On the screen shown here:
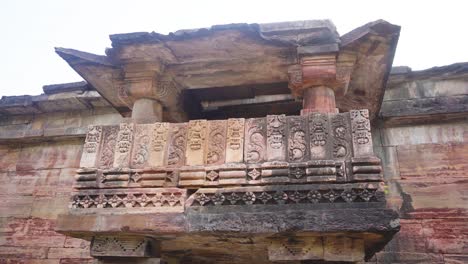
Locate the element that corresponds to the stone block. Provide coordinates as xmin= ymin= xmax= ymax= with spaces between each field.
xmin=397 ymin=143 xmax=468 ymax=178
xmin=147 ymin=123 xmax=169 ymax=167
xmin=266 ymin=115 xmax=287 ymax=161
xmin=0 ymin=146 xmax=19 ymax=172
xmin=0 ymin=195 xmax=33 ymax=217
xmin=64 ymin=236 xmax=90 ymax=249
xmin=268 ymin=237 xmax=323 ymax=261
xmin=16 ymin=139 xmax=82 ymax=171
xmin=90 ymin=236 xmax=159 ymax=258
xmin=0 ymin=246 xmax=48 ymax=259
xmin=30 ymin=195 xmax=70 ymax=219
xmin=323 ymin=236 xmax=364 ymax=262
xmin=185 ymin=120 xmax=207 ymax=166
xmin=47 ymin=247 xmax=90 ymax=259
xmin=381 ymin=122 xmax=466 ymax=146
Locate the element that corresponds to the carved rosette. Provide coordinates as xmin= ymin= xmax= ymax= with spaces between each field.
xmin=330 ymin=113 xmax=352 ymax=160
xmin=309 ymin=114 xmax=331 ymax=159
xmin=113 ymin=123 xmax=135 ymax=168
xmin=225 ymin=118 xmax=245 ymax=163
xmin=267 ymin=115 xmax=287 ymax=161
xmin=148 ymin=123 xmax=169 ymax=167
xmin=186 ymin=120 xmax=207 ymax=165
xmin=205 ymin=120 xmax=227 ymax=165
xmin=244 ymin=118 xmax=266 ymax=163
xmin=131 ymin=124 xmax=152 ymax=168
xmin=350 ymin=109 xmax=373 ymax=157
xmin=166 ymin=123 xmax=187 ymax=166
xmin=98 ymin=126 xmax=119 ymax=169
xmin=80 ymin=125 xmax=103 ymax=168
xmin=287 ymin=116 xmax=309 ymax=162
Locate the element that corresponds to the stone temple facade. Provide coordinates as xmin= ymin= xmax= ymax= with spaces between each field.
xmin=0 ymin=19 xmax=467 ymax=264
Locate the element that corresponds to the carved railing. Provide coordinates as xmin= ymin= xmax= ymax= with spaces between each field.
xmin=71 ymin=109 xmax=382 ymax=211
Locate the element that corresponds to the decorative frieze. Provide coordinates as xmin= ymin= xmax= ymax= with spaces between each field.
xmin=225 ymin=118 xmax=245 ymax=163
xmin=288 ymin=116 xmax=309 ymax=162
xmin=70 ymin=188 xmax=186 ymax=210
xmin=166 ymin=123 xmax=187 ymax=166
xmin=186 ymin=120 xmax=207 ymax=166
xmin=80 ymin=125 xmax=102 ymax=168
xmin=113 ymin=123 xmax=135 ymax=168
xmin=186 ymin=183 xmax=384 ymax=207
xmin=205 ymin=120 xmax=227 ymax=165
xmin=148 ymin=122 xmax=169 ymax=167
xmin=350 ymin=109 xmax=373 ymax=157
xmin=266 ymin=115 xmax=287 ymax=161
xmin=244 ymin=118 xmax=267 ymax=163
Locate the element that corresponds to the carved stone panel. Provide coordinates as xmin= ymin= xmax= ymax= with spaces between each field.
xmin=205 ymin=120 xmax=227 ymax=165
xmin=350 ymin=109 xmax=373 ymax=157
xmin=98 ymin=126 xmax=119 ymax=169
xmin=268 ymin=237 xmax=323 ymax=261
xmin=309 ymin=113 xmax=332 ymax=159
xmin=244 ymin=118 xmax=267 ymax=163
xmin=131 ymin=124 xmax=152 ymax=169
xmin=148 ymin=123 xmax=169 ymax=167
xmin=165 ymin=123 xmax=187 ymax=167
xmin=266 ymin=115 xmax=287 ymax=161
xmin=80 ymin=125 xmax=102 ymax=168
xmin=225 ymin=118 xmax=245 ymax=163
xmin=330 ymin=113 xmax=352 ymax=160
xmin=288 ymin=116 xmax=309 ymax=163
xmin=186 ymin=120 xmax=207 ymax=166
xmin=113 ymin=123 xmax=135 ymax=168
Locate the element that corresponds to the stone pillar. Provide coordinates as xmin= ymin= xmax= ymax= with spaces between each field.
xmin=288 ymin=53 xmax=340 ymax=116
xmin=301 ymin=86 xmax=337 ymax=115
xmin=132 ymin=98 xmax=163 ymax=123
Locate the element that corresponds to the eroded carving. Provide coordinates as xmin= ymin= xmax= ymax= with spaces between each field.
xmin=98 ymin=126 xmax=119 ymax=169
xmin=331 ymin=113 xmax=352 ymax=160
xmin=186 ymin=120 xmax=207 ymax=165
xmin=350 ymin=109 xmax=373 ymax=157
xmin=309 ymin=114 xmax=330 ymax=159
xmin=131 ymin=125 xmax=151 ymax=168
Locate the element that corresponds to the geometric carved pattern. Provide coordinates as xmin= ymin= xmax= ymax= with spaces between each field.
xmin=91 ymin=236 xmax=158 ymax=257
xmin=187 ymin=184 xmax=384 ymax=207
xmin=70 ymin=188 xmax=186 ymax=209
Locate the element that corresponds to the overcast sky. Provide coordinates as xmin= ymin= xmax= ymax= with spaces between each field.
xmin=1 ymin=0 xmax=467 ymax=97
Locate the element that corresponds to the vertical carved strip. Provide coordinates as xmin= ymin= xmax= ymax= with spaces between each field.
xmin=80 ymin=125 xmax=102 ymax=168
xmin=350 ymin=109 xmax=373 ymax=157
xmin=266 ymin=115 xmax=287 ymax=161
xmin=148 ymin=123 xmax=169 ymax=167
xmin=165 ymin=123 xmax=187 ymax=166
xmin=186 ymin=120 xmax=207 ymax=166
xmin=287 ymin=116 xmax=309 ymax=162
xmin=130 ymin=124 xmax=152 ymax=169
xmin=98 ymin=126 xmax=119 ymax=169
xmin=225 ymin=118 xmax=245 ymax=163
xmin=309 ymin=113 xmax=332 ymax=159
xmin=244 ymin=118 xmax=266 ymax=163
xmin=205 ymin=120 xmax=227 ymax=165
xmin=113 ymin=123 xmax=135 ymax=168
xmin=330 ymin=113 xmax=352 ymax=160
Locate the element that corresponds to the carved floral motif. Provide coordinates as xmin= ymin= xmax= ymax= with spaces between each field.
xmin=99 ymin=126 xmax=119 ymax=168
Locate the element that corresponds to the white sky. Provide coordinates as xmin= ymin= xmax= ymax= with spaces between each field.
xmin=1 ymin=0 xmax=467 ymax=97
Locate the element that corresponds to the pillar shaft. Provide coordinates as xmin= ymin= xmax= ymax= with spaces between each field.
xmin=301 ymin=86 xmax=338 ymax=115
xmin=132 ymin=98 xmax=163 ymax=123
